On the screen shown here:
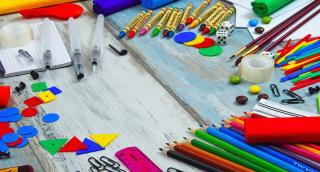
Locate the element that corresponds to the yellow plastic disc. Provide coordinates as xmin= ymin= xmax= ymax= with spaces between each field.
xmin=184 ymin=35 xmax=205 ymax=46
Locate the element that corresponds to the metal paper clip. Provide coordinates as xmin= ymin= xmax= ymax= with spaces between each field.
xmin=100 ymin=156 xmax=121 ymax=169
xmin=270 ymin=84 xmax=280 ymax=97
xmin=281 ymin=99 xmax=305 ymax=104
xmin=88 ymin=157 xmax=105 ymax=171
xmin=282 ymin=89 xmax=302 ymax=100
xmin=167 ymin=167 xmax=184 ymax=172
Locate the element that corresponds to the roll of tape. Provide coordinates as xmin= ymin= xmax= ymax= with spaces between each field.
xmin=0 ymin=22 xmax=32 ymax=47
xmin=239 ymin=54 xmax=274 ymax=82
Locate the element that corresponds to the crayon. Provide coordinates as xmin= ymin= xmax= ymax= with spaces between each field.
xmin=209 ymin=7 xmax=235 ymax=35
xmin=201 ymin=7 xmax=226 ymax=34
xmin=128 ymin=10 xmax=153 ymax=39
xmin=118 ymin=11 xmax=146 ymax=39
xmin=140 ymin=8 xmax=167 ymax=36
xmin=189 ymin=2 xmax=222 ymax=29
xmin=163 ymin=8 xmax=178 ymax=37
xmin=199 ymin=5 xmax=225 ymax=31
xmin=152 ymin=7 xmax=173 ymax=37
xmin=186 ymin=0 xmax=211 ymax=25
xmin=168 ymin=8 xmax=183 ymax=38
xmin=178 ymin=3 xmax=193 ymax=32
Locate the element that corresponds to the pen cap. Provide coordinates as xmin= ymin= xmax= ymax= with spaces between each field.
xmin=68 ymin=17 xmax=81 ymax=53
xmin=92 ymin=14 xmax=104 ymax=53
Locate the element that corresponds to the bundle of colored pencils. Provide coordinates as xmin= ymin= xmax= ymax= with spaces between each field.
xmin=229 ymin=0 xmax=320 ymax=66
xmin=274 ymin=34 xmax=320 ymax=91
xmin=161 ymin=113 xmax=320 ymax=172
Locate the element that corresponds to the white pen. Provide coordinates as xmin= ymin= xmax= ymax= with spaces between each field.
xmin=68 ymin=17 xmax=84 ymax=80
xmin=42 ymin=18 xmax=52 ymax=70
xmin=91 ymin=14 xmax=104 ymax=71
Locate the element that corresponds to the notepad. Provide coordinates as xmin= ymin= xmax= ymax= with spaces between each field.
xmin=0 ymin=19 xmax=71 ymax=77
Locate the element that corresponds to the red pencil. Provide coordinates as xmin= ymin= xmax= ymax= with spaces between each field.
xmin=290 ymin=76 xmax=320 ymax=91
xmin=284 ymin=55 xmax=320 ymax=75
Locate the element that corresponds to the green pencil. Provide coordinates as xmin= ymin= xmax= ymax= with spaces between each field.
xmin=186 ymin=138 xmax=271 ymax=172
xmin=190 ymin=128 xmax=286 ymax=172
xmin=292 ymin=71 xmax=320 ymax=83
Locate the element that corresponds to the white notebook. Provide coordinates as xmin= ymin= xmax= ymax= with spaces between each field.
xmin=0 ymin=19 xmax=71 ymax=77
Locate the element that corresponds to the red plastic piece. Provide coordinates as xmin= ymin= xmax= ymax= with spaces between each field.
xmin=245 ymin=117 xmax=320 ymax=144
xmin=0 ymin=122 xmax=9 ymax=129
xmin=21 ymin=107 xmax=38 ymax=117
xmin=7 ymin=137 xmax=23 ymax=147
xmin=0 ymin=127 xmax=14 ymax=140
xmin=193 ymin=38 xmax=215 ymax=48
xmin=0 ymin=86 xmax=10 ymax=108
xmin=59 ymin=137 xmax=87 ymax=152
xmin=290 ymin=76 xmax=320 ymax=91
xmin=19 ymin=3 xmax=84 ymax=20
xmin=24 ymin=97 xmax=43 ymax=107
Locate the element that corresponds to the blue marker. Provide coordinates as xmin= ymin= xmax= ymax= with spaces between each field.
xmin=280 ymin=62 xmax=320 ymax=82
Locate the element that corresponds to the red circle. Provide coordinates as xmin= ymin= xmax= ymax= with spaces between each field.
xmin=21 ymin=107 xmax=38 ymax=117
xmin=193 ymin=38 xmax=216 ymax=49
xmin=0 ymin=127 xmax=14 ymax=139
xmin=0 ymin=122 xmax=9 ymax=129
xmin=7 ymin=137 xmax=23 ymax=147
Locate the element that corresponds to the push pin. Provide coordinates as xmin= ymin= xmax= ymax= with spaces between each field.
xmin=15 ymin=81 xmax=26 ymax=93
xmin=30 ymin=70 xmax=39 ymax=80
xmin=108 ymin=44 xmax=127 ymax=56
xmin=308 ymin=86 xmax=320 ymax=95
xmin=0 ymin=151 xmax=10 ymax=159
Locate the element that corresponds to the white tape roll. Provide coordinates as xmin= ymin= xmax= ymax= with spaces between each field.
xmin=239 ymin=54 xmax=275 ymax=82
xmin=0 ymin=22 xmax=32 ymax=47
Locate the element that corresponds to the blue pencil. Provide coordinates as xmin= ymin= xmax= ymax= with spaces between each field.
xmin=286 ymin=40 xmax=320 ymax=59
xmin=218 ymin=127 xmax=318 ymax=172
xmin=206 ymin=126 xmax=304 ymax=172
xmin=280 ymin=62 xmax=320 ymax=82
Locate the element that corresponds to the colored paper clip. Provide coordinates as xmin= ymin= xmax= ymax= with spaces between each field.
xmin=167 ymin=167 xmax=184 ymax=172
xmin=281 ymin=99 xmax=305 ymax=104
xmin=282 ymin=89 xmax=302 ymax=100
xmin=270 ymin=84 xmax=280 ymax=97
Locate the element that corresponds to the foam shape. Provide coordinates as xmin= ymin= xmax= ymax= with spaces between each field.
xmin=76 ymin=138 xmax=105 ymax=155
xmin=47 ymin=86 xmax=62 ymax=95
xmin=174 ymin=32 xmax=197 ymax=44
xmin=2 ymin=133 xmax=19 ymax=143
xmin=0 ymin=113 xmax=22 ymax=122
xmin=0 ymin=122 xmax=9 ymax=129
xmin=93 ymin=0 xmax=140 ymax=16
xmin=17 ymin=126 xmax=38 ymax=138
xmin=39 ymin=138 xmax=68 ymax=155
xmin=24 ymin=96 xmax=43 ymax=107
xmin=0 ymin=86 xmax=10 ymax=108
xmin=184 ymin=35 xmax=205 ymax=46
xmin=38 ymin=90 xmax=56 ymax=103
xmin=59 ymin=137 xmax=87 ymax=152
xmin=0 ymin=141 xmax=9 ymax=152
xmin=42 ymin=113 xmax=59 ymax=123
xmin=0 ymin=127 xmax=14 ymax=139
xmin=89 ymin=133 xmax=118 ymax=148
xmin=199 ymin=45 xmax=223 ymax=57
xmin=31 ymin=82 xmax=47 ymax=92
xmin=193 ymin=38 xmax=215 ymax=48
xmin=21 ymin=107 xmax=38 ymax=117
xmin=14 ymin=137 xmax=29 ymax=148
xmin=7 ymin=137 xmax=23 ymax=147
xmin=0 ymin=107 xmax=19 ymax=117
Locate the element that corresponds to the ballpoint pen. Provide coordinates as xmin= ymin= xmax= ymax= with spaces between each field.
xmin=42 ymin=18 xmax=52 ymax=70
xmin=91 ymin=14 xmax=104 ymax=71
xmin=68 ymin=17 xmax=84 ymax=79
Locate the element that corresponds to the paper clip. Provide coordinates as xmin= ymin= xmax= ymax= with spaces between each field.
xmin=282 ymin=89 xmax=302 ymax=100
xmin=281 ymin=99 xmax=305 ymax=104
xmin=100 ymin=156 xmax=121 ymax=170
xmin=89 ymin=157 xmax=105 ymax=172
xmin=270 ymin=84 xmax=280 ymax=97
xmin=167 ymin=167 xmax=184 ymax=172
xmin=89 ymin=156 xmax=126 ymax=172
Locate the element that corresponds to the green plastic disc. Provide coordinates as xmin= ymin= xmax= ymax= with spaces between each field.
xmin=199 ymin=45 xmax=223 ymax=57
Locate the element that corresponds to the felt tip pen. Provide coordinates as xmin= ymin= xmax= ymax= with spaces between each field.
xmin=91 ymin=14 xmax=104 ymax=71
xmin=68 ymin=17 xmax=84 ymax=80
xmin=42 ymin=18 xmax=52 ymax=70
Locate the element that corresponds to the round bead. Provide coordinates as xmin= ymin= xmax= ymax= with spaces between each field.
xmin=262 ymin=16 xmax=272 ymax=24
xmin=249 ymin=85 xmax=261 ymax=94
xmin=236 ymin=96 xmax=248 ymax=105
xmin=255 ymin=27 xmax=264 ymax=34
xmin=249 ymin=19 xmax=258 ymax=27
xmin=258 ymin=93 xmax=269 ymax=100
xmin=229 ymin=75 xmax=241 ymax=84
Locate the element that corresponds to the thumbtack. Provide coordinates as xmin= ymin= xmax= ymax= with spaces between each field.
xmin=108 ymin=44 xmax=127 ymax=56
xmin=308 ymin=86 xmax=320 ymax=95
xmin=15 ymin=81 xmax=26 ymax=93
xmin=30 ymin=70 xmax=39 ymax=80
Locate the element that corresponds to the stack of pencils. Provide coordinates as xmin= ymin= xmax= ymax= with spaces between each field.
xmin=161 ymin=113 xmax=320 ymax=172
xmin=274 ymin=34 xmax=320 ymax=91
xmin=229 ymin=0 xmax=320 ymax=66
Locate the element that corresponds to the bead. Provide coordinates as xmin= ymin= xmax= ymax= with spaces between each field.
xmin=248 ymin=19 xmax=258 ymax=27
xmin=249 ymin=85 xmax=261 ymax=94
xmin=308 ymin=86 xmax=320 ymax=95
xmin=236 ymin=96 xmax=248 ymax=105
xmin=30 ymin=71 xmax=39 ymax=80
xmin=255 ymin=27 xmax=264 ymax=34
xmin=258 ymin=93 xmax=269 ymax=100
xmin=262 ymin=16 xmax=272 ymax=24
xmin=229 ymin=75 xmax=241 ymax=84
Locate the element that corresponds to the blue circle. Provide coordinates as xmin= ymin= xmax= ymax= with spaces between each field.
xmin=0 ymin=141 xmax=9 ymax=152
xmin=174 ymin=32 xmax=197 ymax=43
xmin=14 ymin=137 xmax=29 ymax=148
xmin=42 ymin=113 xmax=59 ymax=123
xmin=17 ymin=126 xmax=38 ymax=137
xmin=249 ymin=19 xmax=259 ymax=27
xmin=0 ymin=107 xmax=19 ymax=117
xmin=2 ymin=133 xmax=19 ymax=143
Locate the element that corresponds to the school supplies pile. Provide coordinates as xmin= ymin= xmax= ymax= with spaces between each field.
xmin=275 ymin=34 xmax=320 ymax=91
xmin=40 ymin=134 xmax=118 ymax=155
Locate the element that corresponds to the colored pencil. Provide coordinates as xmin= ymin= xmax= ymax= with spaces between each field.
xmin=279 ymin=144 xmax=320 ymax=163
xmin=185 ymin=138 xmax=270 ymax=172
xmin=281 ymin=62 xmax=320 ymax=82
xmin=206 ymin=126 xmax=304 ymax=172
xmin=224 ymin=120 xmax=244 ymax=131
xmin=295 ymin=144 xmax=320 ymax=155
xmin=189 ymin=128 xmax=287 ymax=172
xmin=170 ymin=142 xmax=254 ymax=172
xmin=291 ymin=76 xmax=320 ymax=91
xmin=159 ymin=148 xmax=220 ymax=172
xmin=306 ymin=144 xmax=320 ymax=151
xmin=229 ymin=0 xmax=319 ymax=61
xmin=285 ymin=55 xmax=320 ymax=75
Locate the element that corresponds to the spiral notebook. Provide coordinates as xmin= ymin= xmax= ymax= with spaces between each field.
xmin=0 ymin=19 xmax=71 ymax=77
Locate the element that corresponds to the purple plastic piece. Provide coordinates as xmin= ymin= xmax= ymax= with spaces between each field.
xmin=93 ymin=0 xmax=141 ymax=16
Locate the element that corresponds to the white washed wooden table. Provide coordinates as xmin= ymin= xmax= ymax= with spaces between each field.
xmin=0 ymin=1 xmax=318 ymax=171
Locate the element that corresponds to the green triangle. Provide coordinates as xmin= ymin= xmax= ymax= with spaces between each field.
xmin=39 ymin=138 xmax=68 ymax=155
